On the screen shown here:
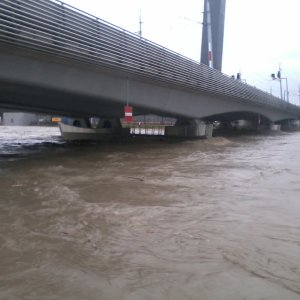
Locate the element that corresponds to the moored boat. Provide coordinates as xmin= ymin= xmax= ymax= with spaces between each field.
xmin=58 ymin=117 xmax=130 ymax=140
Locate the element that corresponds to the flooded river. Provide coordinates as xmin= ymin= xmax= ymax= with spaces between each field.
xmin=0 ymin=126 xmax=300 ymax=300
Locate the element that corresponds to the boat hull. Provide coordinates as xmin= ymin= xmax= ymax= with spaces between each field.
xmin=58 ymin=122 xmax=130 ymax=140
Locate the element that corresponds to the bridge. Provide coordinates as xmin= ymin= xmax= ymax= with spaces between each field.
xmin=0 ymin=0 xmax=300 ymax=132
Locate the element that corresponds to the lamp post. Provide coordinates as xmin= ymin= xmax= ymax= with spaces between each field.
xmin=138 ymin=10 xmax=142 ymax=37
xmin=277 ymin=69 xmax=283 ymax=100
xmin=271 ymin=67 xmax=289 ymax=102
xmin=281 ymin=77 xmax=289 ymax=102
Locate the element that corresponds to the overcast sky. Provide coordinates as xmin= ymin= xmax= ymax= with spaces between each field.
xmin=61 ymin=0 xmax=300 ymax=105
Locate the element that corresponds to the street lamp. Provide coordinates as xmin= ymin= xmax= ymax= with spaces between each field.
xmin=271 ymin=68 xmax=289 ymax=102
xmin=282 ymin=78 xmax=289 ymax=102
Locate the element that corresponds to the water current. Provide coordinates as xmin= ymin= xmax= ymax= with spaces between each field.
xmin=0 ymin=126 xmax=300 ymax=300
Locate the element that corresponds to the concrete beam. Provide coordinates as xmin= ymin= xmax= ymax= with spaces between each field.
xmin=0 ymin=48 xmax=299 ymax=122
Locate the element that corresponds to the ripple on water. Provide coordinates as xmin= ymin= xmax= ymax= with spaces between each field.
xmin=1 ymin=127 xmax=300 ymax=299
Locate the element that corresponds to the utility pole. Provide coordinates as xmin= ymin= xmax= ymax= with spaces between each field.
xmin=138 ymin=10 xmax=143 ymax=37
xmin=271 ymin=64 xmax=289 ymax=102
xmin=284 ymin=76 xmax=289 ymax=102
xmin=277 ymin=64 xmax=283 ymax=100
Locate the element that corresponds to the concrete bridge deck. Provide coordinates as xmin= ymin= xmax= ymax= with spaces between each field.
xmin=0 ymin=0 xmax=299 ymax=123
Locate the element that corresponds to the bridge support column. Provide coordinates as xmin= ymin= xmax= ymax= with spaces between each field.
xmin=280 ymin=120 xmax=300 ymax=131
xmin=269 ymin=123 xmax=281 ymax=132
xmin=165 ymin=119 xmax=213 ymax=138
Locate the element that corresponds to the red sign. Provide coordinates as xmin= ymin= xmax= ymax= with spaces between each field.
xmin=124 ymin=105 xmax=133 ymax=123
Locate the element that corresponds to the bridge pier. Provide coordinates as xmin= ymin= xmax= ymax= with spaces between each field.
xmin=269 ymin=123 xmax=281 ymax=132
xmin=280 ymin=120 xmax=300 ymax=132
xmin=165 ymin=119 xmax=213 ymax=138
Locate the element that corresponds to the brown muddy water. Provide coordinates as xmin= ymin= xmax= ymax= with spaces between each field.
xmin=0 ymin=126 xmax=300 ymax=300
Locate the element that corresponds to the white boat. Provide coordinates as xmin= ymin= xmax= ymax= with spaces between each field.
xmin=58 ymin=118 xmax=130 ymax=140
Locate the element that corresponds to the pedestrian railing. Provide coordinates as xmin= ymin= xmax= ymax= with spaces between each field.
xmin=0 ymin=0 xmax=298 ymax=115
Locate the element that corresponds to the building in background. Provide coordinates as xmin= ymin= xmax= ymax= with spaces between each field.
xmin=201 ymin=0 xmax=226 ymax=71
xmin=2 ymin=112 xmax=54 ymax=126
xmin=3 ymin=112 xmax=39 ymax=126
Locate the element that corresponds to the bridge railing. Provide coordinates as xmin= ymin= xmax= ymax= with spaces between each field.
xmin=0 ymin=0 xmax=297 ymax=114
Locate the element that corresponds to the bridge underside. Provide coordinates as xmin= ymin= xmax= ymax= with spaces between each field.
xmin=1 ymin=0 xmax=300 ymax=129
xmin=0 ymin=46 xmax=299 ymax=123
xmin=0 ymin=79 xmax=128 ymax=118
xmin=203 ymin=111 xmax=269 ymax=123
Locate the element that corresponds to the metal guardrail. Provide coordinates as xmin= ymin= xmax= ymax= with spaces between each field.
xmin=0 ymin=0 xmax=298 ymax=115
